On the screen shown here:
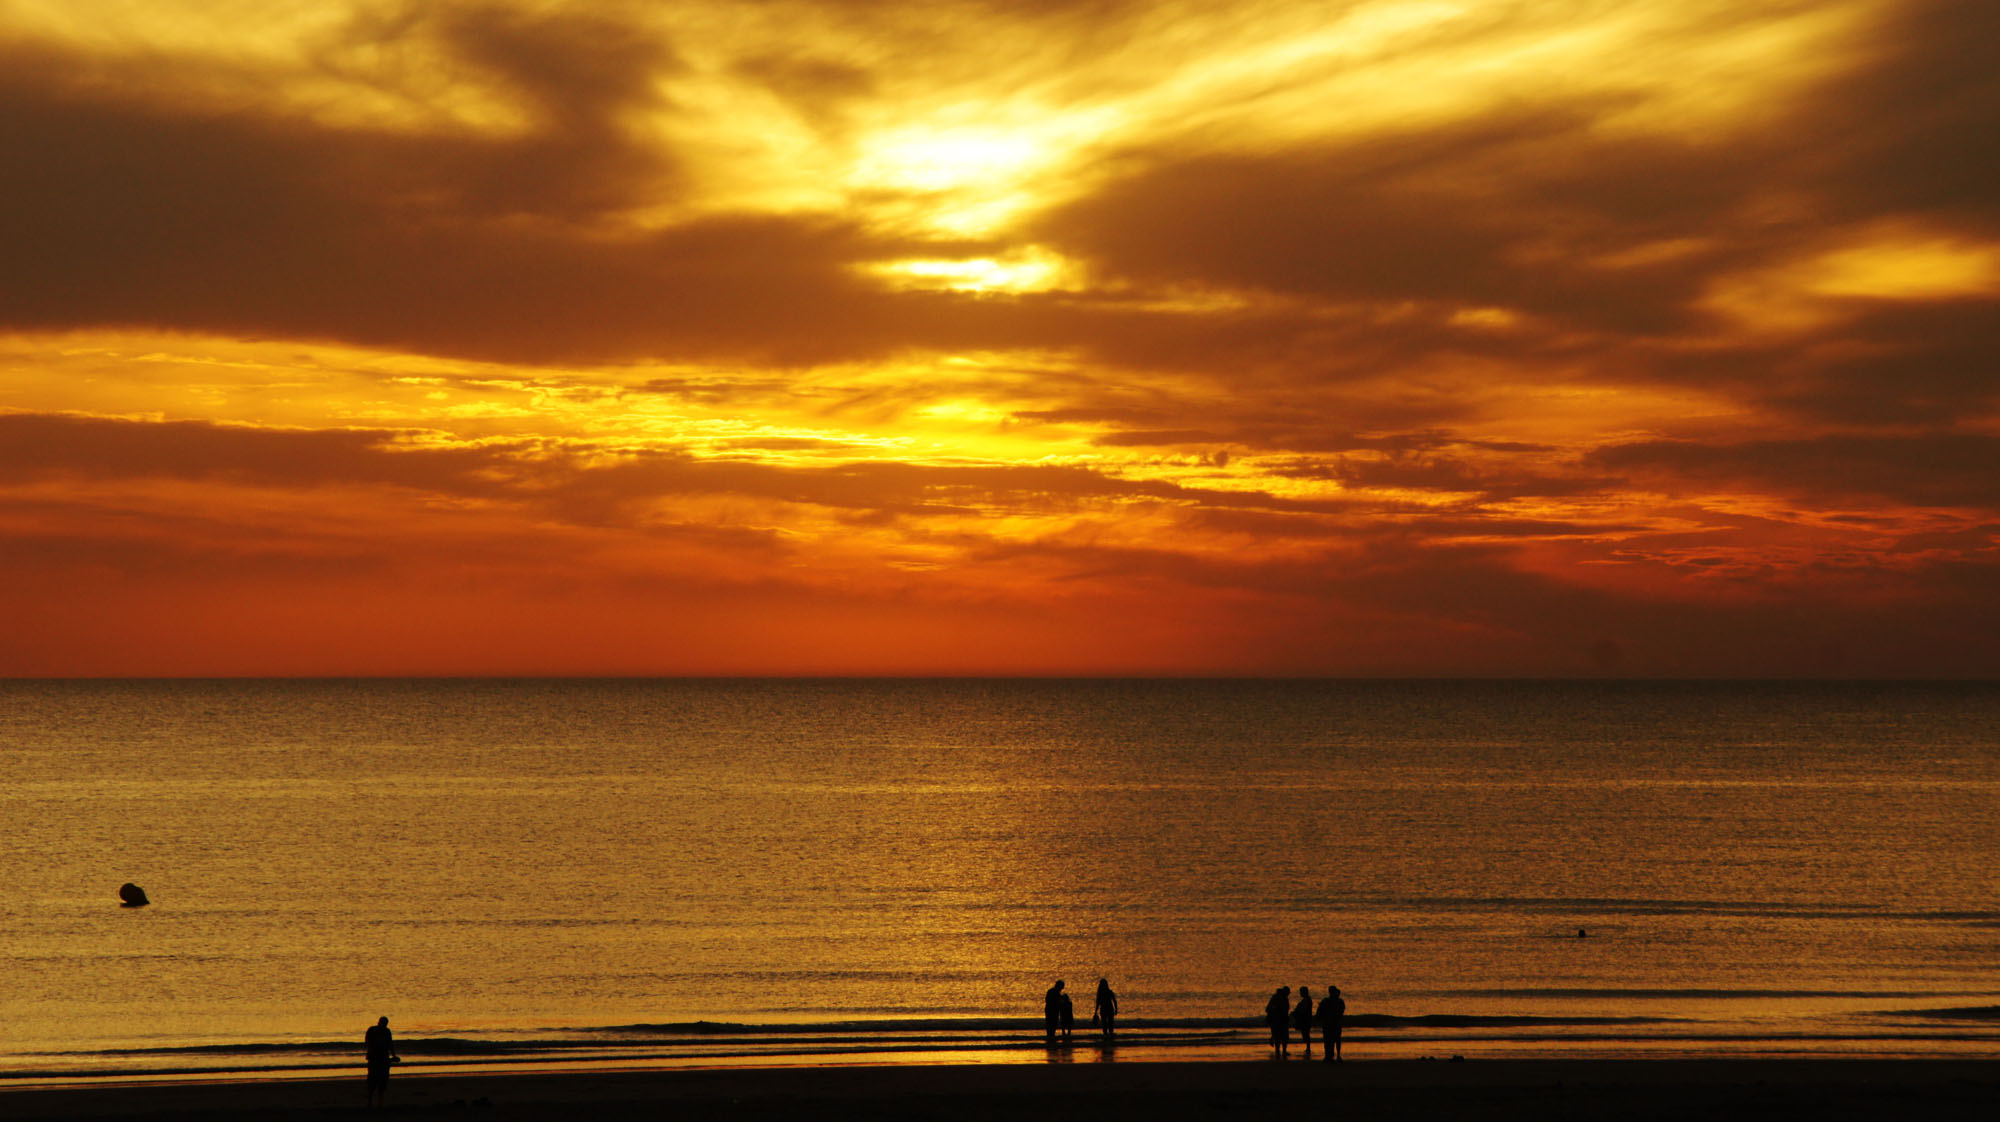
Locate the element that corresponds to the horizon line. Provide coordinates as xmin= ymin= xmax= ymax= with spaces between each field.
xmin=4 ymin=674 xmax=1994 ymax=684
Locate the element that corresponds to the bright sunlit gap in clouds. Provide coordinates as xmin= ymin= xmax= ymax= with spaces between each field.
xmin=866 ymin=247 xmax=1077 ymax=293
xmin=845 ymin=111 xmax=1127 ymax=235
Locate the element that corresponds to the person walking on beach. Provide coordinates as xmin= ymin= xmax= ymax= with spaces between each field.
xmin=1045 ymin=979 xmax=1066 ymax=1043
xmin=1320 ymin=985 xmax=1346 ymax=1062
xmin=1293 ymin=986 xmax=1314 ymax=1054
xmin=364 ymin=1016 xmax=400 ymax=1108
xmin=1093 ymin=978 xmax=1119 ymax=1040
xmin=1265 ymin=986 xmax=1291 ymax=1055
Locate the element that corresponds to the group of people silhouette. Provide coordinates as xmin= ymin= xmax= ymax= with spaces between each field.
xmin=1265 ymin=985 xmax=1344 ymax=1060
xmin=1040 ymin=979 xmax=1345 ymax=1059
xmin=1043 ymin=978 xmax=1120 ymax=1043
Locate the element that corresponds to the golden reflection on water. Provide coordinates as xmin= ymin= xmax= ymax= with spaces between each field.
xmin=3 ymin=680 xmax=1998 ymax=1075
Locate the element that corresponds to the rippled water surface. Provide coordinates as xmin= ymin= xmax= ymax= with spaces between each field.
xmin=3 ymin=679 xmax=1997 ymax=1074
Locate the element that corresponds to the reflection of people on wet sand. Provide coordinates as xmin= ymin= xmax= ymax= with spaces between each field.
xmin=1293 ymin=986 xmax=1314 ymax=1054
xmin=1060 ymin=990 xmax=1075 ymax=1041
xmin=1320 ymin=986 xmax=1346 ymax=1062
xmin=1093 ymin=978 xmax=1119 ymax=1040
xmin=1045 ymin=979 xmax=1066 ymax=1043
xmin=1265 ymin=986 xmax=1291 ymax=1054
xmin=364 ymin=1016 xmax=399 ymax=1108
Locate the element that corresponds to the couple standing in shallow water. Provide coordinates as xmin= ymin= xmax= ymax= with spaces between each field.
xmin=1265 ymin=985 xmax=1344 ymax=1060
xmin=1044 ymin=978 xmax=1119 ymax=1043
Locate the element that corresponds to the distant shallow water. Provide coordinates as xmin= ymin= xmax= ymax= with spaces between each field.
xmin=3 ymin=679 xmax=1997 ymax=1078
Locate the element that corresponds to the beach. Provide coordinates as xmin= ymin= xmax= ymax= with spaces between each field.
xmin=6 ymin=1058 xmax=1998 ymax=1121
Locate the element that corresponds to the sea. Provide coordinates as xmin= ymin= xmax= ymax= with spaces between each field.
xmin=2 ymin=678 xmax=1997 ymax=1082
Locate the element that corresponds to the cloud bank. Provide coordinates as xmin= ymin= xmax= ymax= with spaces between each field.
xmin=2 ymin=0 xmax=1996 ymax=675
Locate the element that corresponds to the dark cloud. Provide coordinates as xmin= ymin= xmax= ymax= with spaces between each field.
xmin=733 ymin=53 xmax=877 ymax=130
xmin=1259 ymin=453 xmax=1613 ymax=502
xmin=0 ymin=412 xmax=511 ymax=492
xmin=0 ymin=58 xmax=897 ymax=363
xmin=1888 ymin=524 xmax=2000 ymax=556
xmin=0 ymin=412 xmax=1362 ymax=526
xmin=1803 ymin=0 xmax=2000 ymax=222
xmin=1090 ymin=429 xmax=1232 ymax=446
xmin=1324 ymin=455 xmax=1486 ymax=494
xmin=1758 ymin=301 xmax=2000 ymax=424
xmin=0 ymin=26 xmax=1013 ymax=365
xmin=1030 ymin=109 xmax=1772 ymax=338
xmin=1181 ymin=507 xmax=1641 ymax=543
xmin=432 ymin=5 xmax=679 ymax=131
xmin=1588 ymin=434 xmax=2000 ymax=508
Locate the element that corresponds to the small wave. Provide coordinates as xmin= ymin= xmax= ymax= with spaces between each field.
xmin=1354 ymin=1014 xmax=1680 ymax=1029
xmin=584 ymin=1013 xmax=1674 ymax=1036
xmin=1362 ymin=896 xmax=2000 ymax=923
xmin=35 ymin=1038 xmax=618 ymax=1060
xmin=591 ymin=1019 xmax=1039 ymax=1035
xmin=1425 ymin=988 xmax=1971 ymax=1000
xmin=1870 ymin=1005 xmax=2000 ymax=1021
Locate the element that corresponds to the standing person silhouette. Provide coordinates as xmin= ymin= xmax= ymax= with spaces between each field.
xmin=364 ymin=1016 xmax=399 ymax=1108
xmin=1093 ymin=978 xmax=1119 ymax=1040
xmin=1060 ymin=990 xmax=1075 ymax=1042
xmin=1044 ymin=979 xmax=1066 ymax=1044
xmin=1293 ymin=986 xmax=1314 ymax=1055
xmin=1264 ymin=986 xmax=1291 ymax=1055
xmin=1320 ymin=985 xmax=1346 ymax=1062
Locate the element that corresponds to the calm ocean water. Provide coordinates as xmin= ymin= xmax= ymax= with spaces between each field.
xmin=2 ymin=679 xmax=1997 ymax=1078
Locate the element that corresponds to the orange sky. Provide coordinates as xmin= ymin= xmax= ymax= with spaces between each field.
xmin=2 ymin=0 xmax=1996 ymax=677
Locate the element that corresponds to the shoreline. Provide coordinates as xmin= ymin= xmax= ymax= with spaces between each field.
xmin=4 ymin=1057 xmax=1998 ymax=1120
xmin=7 ymin=1019 xmax=1999 ymax=1085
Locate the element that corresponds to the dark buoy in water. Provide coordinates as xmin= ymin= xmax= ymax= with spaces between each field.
xmin=119 ymin=883 xmax=150 ymax=908
xmin=1577 ymin=927 xmax=1587 ymax=938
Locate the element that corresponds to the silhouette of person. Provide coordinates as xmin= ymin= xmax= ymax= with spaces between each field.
xmin=1293 ymin=986 xmax=1314 ymax=1054
xmin=1093 ymin=978 xmax=1119 ymax=1040
xmin=1320 ymin=985 xmax=1346 ymax=1062
xmin=1060 ymin=991 xmax=1075 ymax=1042
xmin=1265 ymin=986 xmax=1291 ymax=1054
xmin=364 ymin=1016 xmax=399 ymax=1108
xmin=1045 ymin=979 xmax=1065 ymax=1043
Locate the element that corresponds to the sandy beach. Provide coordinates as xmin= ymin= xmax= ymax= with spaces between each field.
xmin=5 ymin=1058 xmax=1996 ymax=1121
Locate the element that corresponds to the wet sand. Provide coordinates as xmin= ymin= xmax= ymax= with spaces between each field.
xmin=4 ymin=1058 xmax=1997 ymax=1121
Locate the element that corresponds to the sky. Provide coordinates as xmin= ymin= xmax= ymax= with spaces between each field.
xmin=2 ymin=0 xmax=1997 ymax=677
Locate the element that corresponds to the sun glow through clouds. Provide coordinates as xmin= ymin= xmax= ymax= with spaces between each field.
xmin=0 ymin=0 xmax=1995 ymax=677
